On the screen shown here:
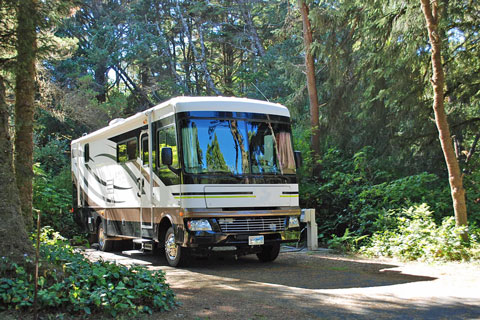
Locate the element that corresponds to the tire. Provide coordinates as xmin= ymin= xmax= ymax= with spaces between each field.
xmin=88 ymin=232 xmax=98 ymax=245
xmin=256 ymin=243 xmax=280 ymax=262
xmin=164 ymin=227 xmax=188 ymax=267
xmin=97 ymin=223 xmax=113 ymax=252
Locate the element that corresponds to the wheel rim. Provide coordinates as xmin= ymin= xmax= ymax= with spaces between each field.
xmin=165 ymin=233 xmax=178 ymax=261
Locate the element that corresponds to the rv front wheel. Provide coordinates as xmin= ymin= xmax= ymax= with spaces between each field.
xmin=97 ymin=224 xmax=113 ymax=252
xmin=256 ymin=243 xmax=280 ymax=262
xmin=164 ymin=227 xmax=188 ymax=267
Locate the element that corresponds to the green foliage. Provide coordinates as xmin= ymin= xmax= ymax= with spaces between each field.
xmin=300 ymin=146 xmax=454 ymax=240
xmin=327 ymin=229 xmax=368 ymax=252
xmin=34 ymin=138 xmax=69 ymax=176
xmin=0 ymin=227 xmax=176 ymax=317
xmin=33 ymin=166 xmax=80 ymax=239
xmin=360 ymin=204 xmax=480 ymax=262
xmin=463 ymin=165 xmax=480 ymax=225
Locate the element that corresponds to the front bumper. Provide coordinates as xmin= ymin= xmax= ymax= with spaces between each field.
xmin=175 ymin=218 xmax=300 ymax=249
xmin=183 ymin=230 xmax=296 ymax=247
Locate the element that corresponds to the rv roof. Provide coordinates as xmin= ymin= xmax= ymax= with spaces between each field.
xmin=167 ymin=96 xmax=289 ymax=116
xmin=72 ymin=96 xmax=290 ymax=144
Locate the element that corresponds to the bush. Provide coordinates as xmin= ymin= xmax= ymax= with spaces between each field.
xmin=33 ymin=166 xmax=81 ymax=238
xmin=299 ymin=146 xmax=453 ymax=240
xmin=0 ymin=227 xmax=176 ymax=317
xmin=360 ymin=204 xmax=480 ymax=262
xmin=464 ymin=169 xmax=480 ymax=226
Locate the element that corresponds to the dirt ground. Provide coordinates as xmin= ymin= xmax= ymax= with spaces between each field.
xmin=82 ymin=247 xmax=480 ymax=320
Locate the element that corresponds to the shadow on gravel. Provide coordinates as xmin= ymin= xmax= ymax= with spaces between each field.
xmin=107 ymin=249 xmax=436 ymax=290
xmin=181 ymin=253 xmax=436 ymax=290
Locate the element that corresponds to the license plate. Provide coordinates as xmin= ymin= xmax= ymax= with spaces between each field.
xmin=249 ymin=235 xmax=264 ymax=245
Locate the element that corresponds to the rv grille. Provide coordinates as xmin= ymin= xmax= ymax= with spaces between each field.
xmin=218 ymin=216 xmax=287 ymax=233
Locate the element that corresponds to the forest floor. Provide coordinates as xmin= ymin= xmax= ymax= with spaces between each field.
xmin=83 ymin=246 xmax=480 ymax=320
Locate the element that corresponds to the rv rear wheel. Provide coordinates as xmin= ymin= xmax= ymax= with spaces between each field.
xmin=164 ymin=227 xmax=188 ymax=267
xmin=97 ymin=224 xmax=113 ymax=252
xmin=256 ymin=243 xmax=280 ymax=262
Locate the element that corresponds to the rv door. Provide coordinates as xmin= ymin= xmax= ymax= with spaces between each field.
xmin=139 ymin=132 xmax=153 ymax=235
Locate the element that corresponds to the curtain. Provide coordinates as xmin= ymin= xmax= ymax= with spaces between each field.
xmin=276 ymin=132 xmax=296 ymax=174
xmin=182 ymin=124 xmax=199 ymax=171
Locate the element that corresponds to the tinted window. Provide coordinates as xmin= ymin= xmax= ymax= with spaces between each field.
xmin=142 ymin=135 xmax=149 ymax=166
xmin=118 ymin=138 xmax=137 ymax=163
xmin=180 ymin=118 xmax=295 ymax=176
xmin=84 ymin=144 xmax=89 ymax=163
xmin=157 ymin=126 xmax=179 ymax=185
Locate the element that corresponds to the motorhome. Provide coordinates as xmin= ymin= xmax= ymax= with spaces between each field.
xmin=71 ymin=96 xmax=301 ymax=266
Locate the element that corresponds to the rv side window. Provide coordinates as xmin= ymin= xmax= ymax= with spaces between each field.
xmin=117 ymin=138 xmax=138 ymax=163
xmin=141 ymin=134 xmax=156 ymax=169
xmin=157 ymin=126 xmax=179 ymax=185
xmin=142 ymin=136 xmax=149 ymax=166
xmin=84 ymin=144 xmax=89 ymax=163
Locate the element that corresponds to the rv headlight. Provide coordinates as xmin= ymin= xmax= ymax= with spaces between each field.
xmin=288 ymin=216 xmax=300 ymax=228
xmin=187 ymin=219 xmax=212 ymax=231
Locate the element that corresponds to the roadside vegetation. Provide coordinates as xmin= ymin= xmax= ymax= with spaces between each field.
xmin=0 ymin=228 xmax=176 ymax=318
xmin=297 ymin=146 xmax=480 ymax=261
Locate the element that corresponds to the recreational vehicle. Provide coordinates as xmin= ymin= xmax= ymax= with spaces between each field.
xmin=71 ymin=96 xmax=301 ymax=266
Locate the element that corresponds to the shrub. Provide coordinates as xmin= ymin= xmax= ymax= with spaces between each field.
xmin=299 ymin=146 xmax=453 ymax=240
xmin=360 ymin=204 xmax=480 ymax=262
xmin=33 ymin=166 xmax=81 ymax=238
xmin=0 ymin=227 xmax=176 ymax=317
xmin=464 ymin=169 xmax=480 ymax=226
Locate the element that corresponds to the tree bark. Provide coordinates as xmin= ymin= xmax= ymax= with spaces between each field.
xmin=420 ymin=0 xmax=468 ymax=239
xmin=14 ymin=0 xmax=38 ymax=230
xmin=298 ymin=0 xmax=321 ymax=158
xmin=0 ymin=75 xmax=35 ymax=262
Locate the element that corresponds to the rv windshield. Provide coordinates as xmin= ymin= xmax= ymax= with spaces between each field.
xmin=180 ymin=115 xmax=296 ymax=176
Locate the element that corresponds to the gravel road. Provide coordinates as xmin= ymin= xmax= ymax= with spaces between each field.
xmin=83 ymin=247 xmax=480 ymax=320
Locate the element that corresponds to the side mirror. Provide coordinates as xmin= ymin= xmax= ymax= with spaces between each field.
xmin=161 ymin=147 xmax=173 ymax=166
xmin=294 ymin=151 xmax=303 ymax=169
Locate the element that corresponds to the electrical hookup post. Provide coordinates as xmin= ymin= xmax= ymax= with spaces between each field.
xmin=300 ymin=208 xmax=318 ymax=250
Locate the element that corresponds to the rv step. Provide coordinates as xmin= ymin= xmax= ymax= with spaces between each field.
xmin=132 ymin=238 xmax=154 ymax=244
xmin=133 ymin=239 xmax=154 ymax=251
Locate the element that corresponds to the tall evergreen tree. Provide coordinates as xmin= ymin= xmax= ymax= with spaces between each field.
xmin=0 ymin=75 xmax=34 ymax=261
xmin=14 ymin=0 xmax=38 ymax=230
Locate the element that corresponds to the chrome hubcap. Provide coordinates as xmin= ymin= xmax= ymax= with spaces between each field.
xmin=165 ymin=233 xmax=178 ymax=261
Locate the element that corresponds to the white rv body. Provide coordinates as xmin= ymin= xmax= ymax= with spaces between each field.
xmin=71 ymin=97 xmax=301 ymax=266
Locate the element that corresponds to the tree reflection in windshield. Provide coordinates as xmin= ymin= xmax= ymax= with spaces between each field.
xmin=181 ymin=117 xmax=295 ymax=176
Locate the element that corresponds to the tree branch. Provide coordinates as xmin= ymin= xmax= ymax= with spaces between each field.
xmin=466 ymin=134 xmax=480 ymax=164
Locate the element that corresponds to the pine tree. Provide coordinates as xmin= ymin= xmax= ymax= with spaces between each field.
xmin=14 ymin=0 xmax=38 ymax=230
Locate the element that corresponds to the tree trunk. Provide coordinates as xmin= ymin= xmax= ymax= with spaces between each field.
xmin=197 ymin=23 xmax=222 ymax=96
xmin=94 ymin=62 xmax=107 ymax=103
xmin=298 ymin=0 xmax=321 ymax=158
xmin=238 ymin=0 xmax=266 ymax=57
xmin=14 ymin=0 xmax=37 ymax=231
xmin=0 ymin=75 xmax=35 ymax=262
xmin=420 ymin=0 xmax=468 ymax=239
xmin=175 ymin=0 xmax=222 ymax=96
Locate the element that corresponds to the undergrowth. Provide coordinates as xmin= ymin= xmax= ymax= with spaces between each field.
xmin=347 ymin=204 xmax=480 ymax=262
xmin=0 ymin=227 xmax=176 ymax=317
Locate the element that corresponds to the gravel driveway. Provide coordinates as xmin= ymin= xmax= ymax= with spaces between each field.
xmin=83 ymin=247 xmax=480 ymax=319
